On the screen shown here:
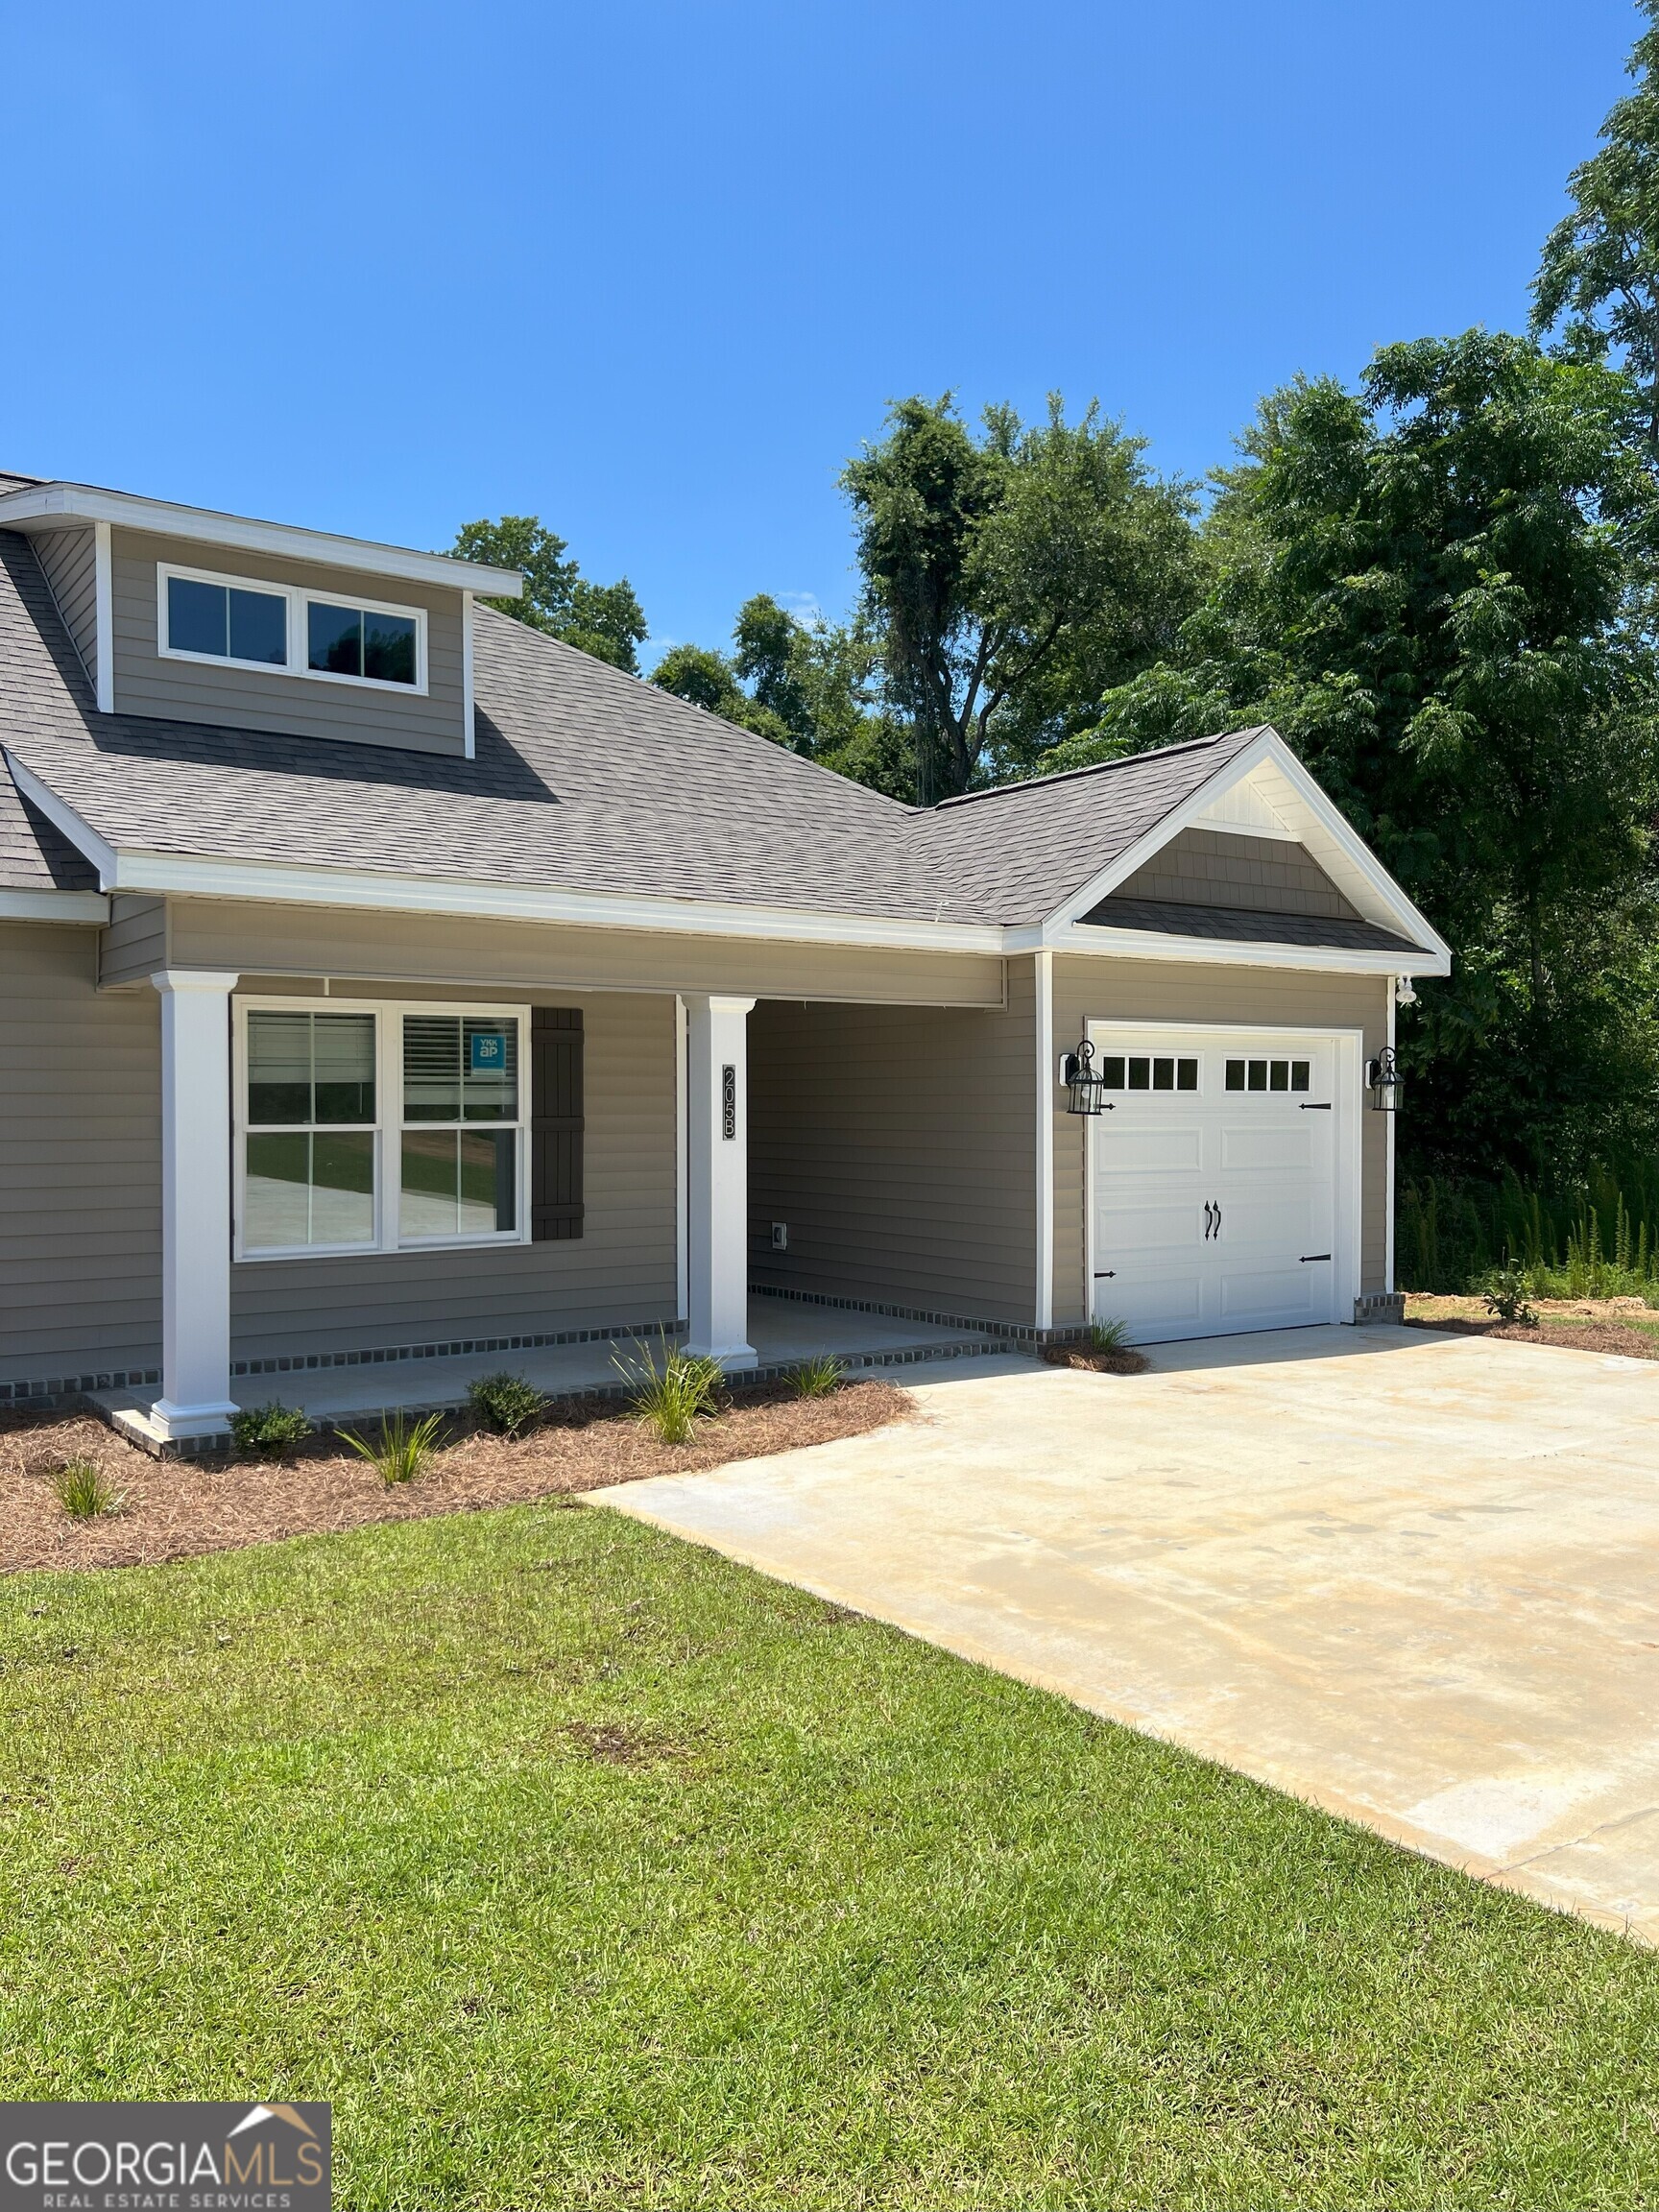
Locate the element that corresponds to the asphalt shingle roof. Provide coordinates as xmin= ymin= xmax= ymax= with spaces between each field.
xmin=0 ymin=526 xmax=1431 ymax=948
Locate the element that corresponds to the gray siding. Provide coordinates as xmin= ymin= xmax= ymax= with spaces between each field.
xmin=99 ymin=896 xmax=169 ymax=988
xmin=0 ymin=942 xmax=677 ymax=1382
xmin=0 ymin=923 xmax=161 ymax=1382
xmin=31 ymin=525 xmax=99 ymax=692
xmin=231 ymin=991 xmax=678 ymax=1360
xmin=1050 ymin=955 xmax=1390 ymax=1321
xmin=1115 ymin=828 xmax=1359 ymax=919
xmin=748 ymin=960 xmax=1038 ymax=1327
xmin=163 ymin=897 xmax=1007 ymax=1008
xmin=109 ymin=527 xmax=467 ymax=756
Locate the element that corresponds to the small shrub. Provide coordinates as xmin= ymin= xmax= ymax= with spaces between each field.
xmin=613 ymin=1334 xmax=723 ymax=1444
xmin=1482 ymin=1263 xmax=1540 ymax=1328
xmin=229 ymin=1401 xmax=312 ymax=1459
xmin=1090 ymin=1317 xmax=1132 ymax=1352
xmin=338 ymin=1409 xmax=446 ymax=1485
xmin=792 ymin=1355 xmax=844 ymax=1399
xmin=468 ymin=1371 xmax=545 ymax=1439
xmin=55 ymin=1458 xmax=124 ymax=1519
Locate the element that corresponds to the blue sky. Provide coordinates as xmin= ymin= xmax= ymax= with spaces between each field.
xmin=0 ymin=0 xmax=1638 ymax=659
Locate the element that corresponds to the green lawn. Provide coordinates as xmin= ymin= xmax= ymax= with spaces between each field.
xmin=2 ymin=1503 xmax=1655 ymax=2210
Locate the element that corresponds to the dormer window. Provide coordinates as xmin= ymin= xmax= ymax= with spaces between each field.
xmin=307 ymin=599 xmax=418 ymax=685
xmin=166 ymin=573 xmax=287 ymax=666
xmin=158 ymin=562 xmax=427 ymax=694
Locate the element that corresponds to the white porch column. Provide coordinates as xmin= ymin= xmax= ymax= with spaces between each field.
xmin=684 ymin=994 xmax=757 ymax=1370
xmin=145 ymin=969 xmax=240 ymax=1441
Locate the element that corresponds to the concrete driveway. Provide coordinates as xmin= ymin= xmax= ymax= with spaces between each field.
xmin=596 ymin=1324 xmax=1659 ymax=1944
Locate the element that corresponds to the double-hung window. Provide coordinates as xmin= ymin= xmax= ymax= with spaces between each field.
xmin=159 ymin=563 xmax=426 ymax=692
xmin=236 ymin=1000 xmax=527 ymax=1259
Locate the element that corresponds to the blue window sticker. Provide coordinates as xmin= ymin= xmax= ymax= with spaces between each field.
xmin=469 ymin=1031 xmax=507 ymax=1074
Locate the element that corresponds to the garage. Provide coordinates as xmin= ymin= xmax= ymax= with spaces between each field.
xmin=1086 ymin=1022 xmax=1361 ymax=1344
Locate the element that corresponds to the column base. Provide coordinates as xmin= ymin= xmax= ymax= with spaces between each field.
xmin=685 ymin=1339 xmax=758 ymax=1373
xmin=116 ymin=1396 xmax=240 ymax=1447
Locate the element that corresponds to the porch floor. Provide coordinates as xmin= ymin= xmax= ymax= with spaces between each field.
xmin=96 ymin=1303 xmax=1018 ymax=1436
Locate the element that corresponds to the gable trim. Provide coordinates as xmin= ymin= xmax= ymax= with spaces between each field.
xmin=1040 ymin=727 xmax=1451 ymax=964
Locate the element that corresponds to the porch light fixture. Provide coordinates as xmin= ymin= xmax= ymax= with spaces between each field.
xmin=1061 ymin=1038 xmax=1110 ymax=1117
xmin=1366 ymin=1046 xmax=1404 ymax=1113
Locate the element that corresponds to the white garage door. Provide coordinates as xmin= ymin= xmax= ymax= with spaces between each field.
xmin=1088 ymin=1026 xmax=1345 ymax=1345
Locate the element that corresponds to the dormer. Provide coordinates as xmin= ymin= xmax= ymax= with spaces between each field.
xmin=0 ymin=481 xmax=522 ymax=759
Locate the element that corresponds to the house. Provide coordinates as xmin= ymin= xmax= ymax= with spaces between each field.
xmin=0 ymin=471 xmax=1450 ymax=1446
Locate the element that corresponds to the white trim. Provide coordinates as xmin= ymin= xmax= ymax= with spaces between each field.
xmin=0 ymin=887 xmax=108 ymax=922
xmin=675 ymin=994 xmax=689 ymax=1322
xmin=0 ymin=483 xmax=523 ymax=597
xmin=92 ymin=519 xmax=113 ymax=712
xmin=1084 ymin=1017 xmax=1364 ymax=1338
xmin=461 ymin=589 xmax=476 ymax=760
xmin=1034 ymin=949 xmax=1053 ymax=1331
xmin=157 ymin=561 xmax=429 ymax=698
xmin=1045 ymin=728 xmax=1452 ymax=965
xmin=232 ymin=993 xmax=531 ymax=1262
xmin=148 ymin=968 xmax=240 ymax=1439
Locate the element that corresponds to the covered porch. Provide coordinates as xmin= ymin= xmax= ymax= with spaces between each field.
xmin=107 ymin=937 xmax=1031 ymax=1452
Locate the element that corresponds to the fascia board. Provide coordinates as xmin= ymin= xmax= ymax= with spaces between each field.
xmin=1047 ymin=922 xmax=1449 ymax=975
xmin=0 ymin=485 xmax=524 ymax=599
xmin=96 ymin=848 xmax=1010 ymax=954
xmin=0 ymin=887 xmax=108 ymax=923
xmin=4 ymin=754 xmax=119 ymax=887
xmin=1040 ymin=728 xmax=1452 ymax=964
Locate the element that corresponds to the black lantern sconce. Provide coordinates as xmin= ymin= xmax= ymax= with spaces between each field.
xmin=1365 ymin=1046 xmax=1404 ymax=1113
xmin=1060 ymin=1038 xmax=1113 ymax=1117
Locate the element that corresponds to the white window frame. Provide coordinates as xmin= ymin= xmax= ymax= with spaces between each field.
xmin=158 ymin=562 xmax=429 ymax=697
xmin=232 ymin=996 xmax=530 ymax=1262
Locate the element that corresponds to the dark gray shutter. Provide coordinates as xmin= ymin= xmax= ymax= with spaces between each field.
xmin=531 ymin=1008 xmax=584 ymax=1240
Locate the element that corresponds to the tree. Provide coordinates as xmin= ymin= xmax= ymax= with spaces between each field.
xmin=1532 ymin=1 xmax=1659 ymax=459
xmin=648 ymin=640 xmax=791 ymax=743
xmin=1051 ymin=332 xmax=1659 ymax=1180
xmin=648 ymin=595 xmax=911 ymax=794
xmin=841 ymin=394 xmax=1198 ymax=799
xmin=448 ymin=516 xmax=647 ymax=672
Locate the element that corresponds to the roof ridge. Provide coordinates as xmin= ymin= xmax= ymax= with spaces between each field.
xmin=927 ymin=726 xmax=1267 ymax=810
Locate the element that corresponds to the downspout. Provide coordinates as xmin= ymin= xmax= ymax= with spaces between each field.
xmin=1035 ymin=949 xmax=1054 ymax=1334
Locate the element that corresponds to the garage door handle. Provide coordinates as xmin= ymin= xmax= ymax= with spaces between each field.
xmin=1300 ymin=1253 xmax=1332 ymax=1262
xmin=1299 ymin=1102 xmax=1332 ymax=1111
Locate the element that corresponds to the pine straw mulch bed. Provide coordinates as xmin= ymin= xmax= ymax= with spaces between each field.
xmin=1039 ymin=1343 xmax=1151 ymax=1377
xmin=1405 ymin=1294 xmax=1659 ymax=1362
xmin=0 ymin=1380 xmax=911 ymax=1576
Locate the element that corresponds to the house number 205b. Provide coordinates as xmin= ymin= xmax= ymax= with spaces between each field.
xmin=722 ymin=1064 xmax=736 ymax=1141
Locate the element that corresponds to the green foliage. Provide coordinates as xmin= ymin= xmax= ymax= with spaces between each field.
xmin=467 ymin=1372 xmax=545 ymax=1440
xmin=1399 ymin=1162 xmax=1659 ymax=1300
xmin=1089 ymin=1317 xmax=1132 ymax=1353
xmin=229 ymin=1401 xmax=311 ymax=1460
xmin=448 ymin=516 xmax=647 ymax=672
xmin=613 ymin=1334 xmax=723 ymax=1443
xmin=647 ymin=641 xmax=792 ymax=744
xmin=1532 ymin=1 xmax=1659 ymax=458
xmin=52 ymin=1459 xmax=123 ymax=1520
xmin=338 ymin=1410 xmax=445 ymax=1486
xmin=842 ymin=394 xmax=1198 ymax=798
xmin=790 ymin=1354 xmax=844 ymax=1399
xmin=1481 ymin=1264 xmax=1541 ymax=1328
